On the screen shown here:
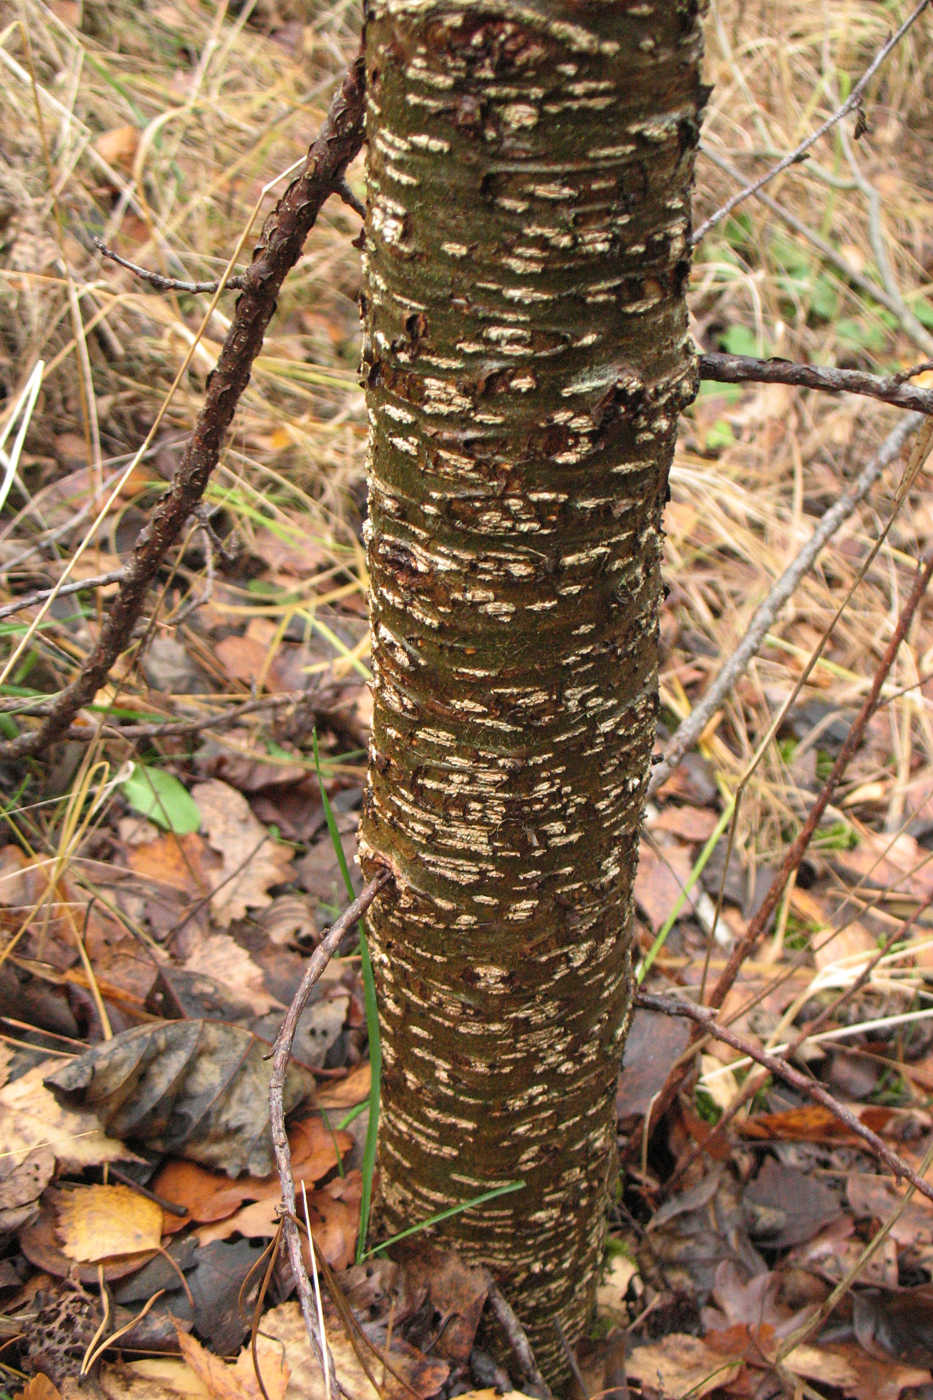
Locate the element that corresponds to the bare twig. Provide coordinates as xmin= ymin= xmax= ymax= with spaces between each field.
xmin=269 ymin=870 xmax=392 ymax=1392
xmin=485 ymin=1277 xmax=554 ymax=1400
xmin=641 ymin=536 xmax=933 ymax=1143
xmin=94 ymin=177 xmax=364 ymax=295
xmin=636 ymin=989 xmax=933 ymax=1209
xmin=692 ymin=0 xmax=932 ymax=244
xmin=93 ymin=236 xmax=247 ymax=294
xmin=699 ymin=352 xmax=933 ymax=415
xmin=649 ymin=412 xmax=923 ymax=798
xmin=699 ymin=146 xmax=933 ymax=359
xmin=59 ymin=685 xmax=358 ymax=742
xmin=0 ymin=568 xmax=124 ymax=622
xmin=707 ymin=544 xmax=933 ymax=1012
xmin=663 ymin=891 xmax=933 ymax=1193
xmin=0 ymin=56 xmax=366 ymax=762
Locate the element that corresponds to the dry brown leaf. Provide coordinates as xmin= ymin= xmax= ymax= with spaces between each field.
xmin=125 ymin=830 xmax=219 ymax=898
xmin=45 ymin=1021 xmax=315 ymax=1177
xmin=0 ymin=1146 xmax=56 ymax=1227
xmin=193 ymin=780 xmax=295 ymax=925
xmin=94 ymin=124 xmax=140 ymax=168
xmin=56 ymin=1184 xmax=163 ymax=1262
xmin=153 ymin=1115 xmax=350 ymax=1229
xmin=626 ymin=1333 xmax=743 ymax=1398
xmin=259 ymin=1300 xmax=449 ymax=1400
xmin=781 ymin=1340 xmax=929 ymax=1400
xmin=12 ymin=1375 xmax=64 ymax=1400
xmin=75 ymin=1357 xmax=211 ymax=1399
xmin=651 ymin=805 xmax=719 ymax=842
xmin=634 ymin=841 xmax=701 ymax=932
xmin=0 ymin=1061 xmax=132 ymax=1171
xmin=178 ymin=1327 xmax=288 ymax=1400
xmin=182 ymin=933 xmax=281 ymax=1015
xmin=316 ymin=1061 xmax=371 ymax=1110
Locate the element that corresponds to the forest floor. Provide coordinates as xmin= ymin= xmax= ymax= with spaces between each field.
xmin=0 ymin=1 xmax=932 ymax=1397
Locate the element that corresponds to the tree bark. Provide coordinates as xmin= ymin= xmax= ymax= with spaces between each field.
xmin=359 ymin=0 xmax=707 ymax=1377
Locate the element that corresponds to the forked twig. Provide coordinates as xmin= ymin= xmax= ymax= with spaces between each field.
xmin=636 ymin=989 xmax=933 ymax=1209
xmin=692 ymin=0 xmax=931 ymax=243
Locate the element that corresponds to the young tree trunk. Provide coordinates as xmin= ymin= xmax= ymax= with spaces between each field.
xmin=359 ymin=0 xmax=707 ymax=1375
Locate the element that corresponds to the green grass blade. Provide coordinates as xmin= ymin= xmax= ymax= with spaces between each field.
xmin=361 ymin=1181 xmax=526 ymax=1260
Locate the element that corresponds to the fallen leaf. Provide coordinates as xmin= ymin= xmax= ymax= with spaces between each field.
xmin=781 ymin=1339 xmax=928 ymax=1400
xmin=627 ymin=1332 xmax=744 ymax=1398
xmin=181 ymin=933 xmax=281 ymax=1015
xmin=153 ymin=1115 xmax=350 ymax=1228
xmin=94 ymin=124 xmax=140 ymax=169
xmin=616 ymin=1008 xmax=691 ymax=1118
xmin=317 ymin=1061 xmax=371 ymax=1110
xmin=634 ymin=841 xmax=701 ymax=932
xmin=56 ymin=1184 xmax=163 ymax=1262
xmin=193 ymin=780 xmax=295 ymax=925
xmin=260 ymin=1300 xmax=449 ymax=1400
xmin=0 ymin=1061 xmax=132 ymax=1171
xmin=651 ymin=806 xmax=719 ymax=842
xmin=45 ymin=1021 xmax=315 ymax=1176
xmin=178 ymin=1327 xmax=288 ymax=1400
xmin=82 ymin=1357 xmax=211 ymax=1398
xmin=12 ymin=1376 xmax=64 ymax=1400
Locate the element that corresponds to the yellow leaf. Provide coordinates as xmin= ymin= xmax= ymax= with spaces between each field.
xmin=57 ymin=1184 xmax=163 ymax=1262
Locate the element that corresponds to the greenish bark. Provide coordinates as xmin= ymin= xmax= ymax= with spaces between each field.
xmin=359 ymin=0 xmax=707 ymax=1378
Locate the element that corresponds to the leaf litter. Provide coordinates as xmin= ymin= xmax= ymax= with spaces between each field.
xmin=2 ymin=0 xmax=933 ymax=1397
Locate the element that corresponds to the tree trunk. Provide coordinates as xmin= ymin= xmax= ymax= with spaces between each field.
xmin=359 ymin=0 xmax=707 ymax=1377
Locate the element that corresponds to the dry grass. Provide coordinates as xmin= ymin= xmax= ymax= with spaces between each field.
xmin=0 ymin=0 xmax=930 ymax=1072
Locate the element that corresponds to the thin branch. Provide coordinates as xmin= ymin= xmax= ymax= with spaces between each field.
xmin=699 ymin=352 xmax=933 ymax=415
xmin=707 ymin=543 xmax=933 ymax=1012
xmin=640 ymin=534 xmax=933 ymax=1144
xmin=692 ymin=0 xmax=931 ymax=244
xmin=649 ymin=411 xmax=923 ymax=798
xmin=485 ymin=1277 xmax=554 ymax=1400
xmin=60 ymin=685 xmax=358 ymax=743
xmin=0 ymin=568 xmax=124 ymax=622
xmin=93 ymin=236 xmax=247 ymax=294
xmin=0 ymin=55 xmax=366 ymax=762
xmin=636 ymin=989 xmax=933 ymax=1209
xmin=664 ymin=892 xmax=933 ymax=1194
xmin=94 ymin=179 xmax=363 ymax=296
xmin=269 ymin=871 xmax=392 ymax=1394
xmin=699 ymin=146 xmax=933 ymax=359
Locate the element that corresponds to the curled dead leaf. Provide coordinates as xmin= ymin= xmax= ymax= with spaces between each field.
xmin=45 ymin=1020 xmax=315 ymax=1177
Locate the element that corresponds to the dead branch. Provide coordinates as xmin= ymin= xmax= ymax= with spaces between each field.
xmin=93 ymin=236 xmax=247 ymax=293
xmin=650 ymin=411 xmax=924 ymax=797
xmin=0 ymin=55 xmax=366 ymax=762
xmin=707 ymin=542 xmax=933 ymax=1012
xmin=692 ymin=0 xmax=931 ymax=244
xmin=485 ymin=1277 xmax=554 ymax=1400
xmin=699 ymin=352 xmax=933 ymax=415
xmin=0 ymin=569 xmax=124 ymax=623
xmin=636 ymin=988 xmax=933 ymax=1209
xmin=699 ymin=146 xmax=933 ymax=359
xmin=664 ymin=892 xmax=933 ymax=1193
xmin=642 ymin=535 xmax=933 ymax=1141
xmin=269 ymin=870 xmax=392 ymax=1391
xmin=93 ymin=179 xmax=362 ymax=295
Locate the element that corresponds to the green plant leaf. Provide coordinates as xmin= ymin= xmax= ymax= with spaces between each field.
xmin=719 ymin=323 xmax=764 ymax=357
xmin=705 ymin=418 xmax=735 ymax=451
xmin=120 ymin=763 xmax=201 ymax=834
